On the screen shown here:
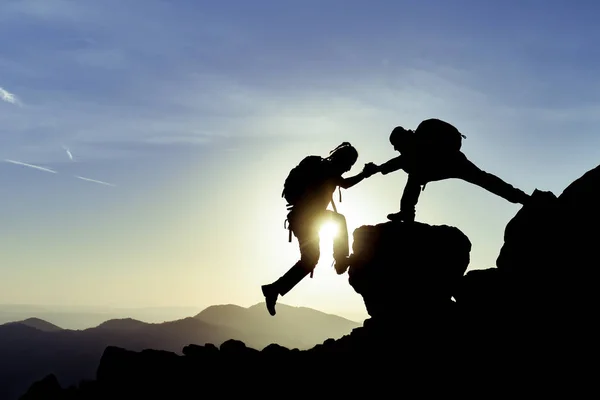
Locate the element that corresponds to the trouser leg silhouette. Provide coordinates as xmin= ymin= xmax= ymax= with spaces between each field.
xmin=398 ymin=174 xmax=422 ymax=220
xmin=452 ymin=153 xmax=529 ymax=204
xmin=327 ymin=210 xmax=349 ymax=263
xmin=275 ymin=211 xmax=349 ymax=296
xmin=275 ymin=230 xmax=320 ymax=296
xmin=399 ymin=152 xmax=529 ymax=217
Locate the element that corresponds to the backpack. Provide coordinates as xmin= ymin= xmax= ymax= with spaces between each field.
xmin=281 ymin=155 xmax=327 ymax=206
xmin=415 ymin=118 xmax=467 ymax=153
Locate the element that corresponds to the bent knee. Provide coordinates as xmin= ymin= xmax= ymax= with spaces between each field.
xmin=300 ymin=247 xmax=320 ymax=267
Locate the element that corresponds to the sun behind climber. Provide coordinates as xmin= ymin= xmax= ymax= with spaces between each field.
xmin=261 ymin=142 xmax=377 ymax=316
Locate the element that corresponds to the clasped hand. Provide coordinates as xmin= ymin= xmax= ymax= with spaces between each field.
xmin=362 ymin=162 xmax=380 ymax=178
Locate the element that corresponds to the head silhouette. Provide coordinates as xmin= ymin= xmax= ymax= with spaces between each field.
xmin=327 ymin=142 xmax=358 ymax=174
xmin=389 ymin=126 xmax=414 ymax=153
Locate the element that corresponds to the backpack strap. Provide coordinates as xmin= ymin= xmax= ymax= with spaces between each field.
xmin=284 ymin=218 xmax=292 ymax=242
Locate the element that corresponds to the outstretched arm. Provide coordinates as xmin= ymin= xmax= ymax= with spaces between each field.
xmin=377 ymin=155 xmax=405 ymax=175
xmin=337 ymin=162 xmax=381 ymax=189
xmin=338 ymin=156 xmax=405 ymax=189
xmin=339 ymin=171 xmax=368 ymax=189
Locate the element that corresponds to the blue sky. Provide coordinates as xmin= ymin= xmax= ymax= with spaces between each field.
xmin=2 ymin=0 xmax=600 ymax=322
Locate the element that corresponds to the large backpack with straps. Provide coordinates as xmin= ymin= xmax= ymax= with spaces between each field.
xmin=415 ymin=118 xmax=467 ymax=153
xmin=281 ymin=154 xmax=338 ymax=278
xmin=281 ymin=155 xmax=328 ymax=207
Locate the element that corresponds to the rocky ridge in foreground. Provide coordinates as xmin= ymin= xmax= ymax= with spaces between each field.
xmin=21 ymin=163 xmax=600 ymax=399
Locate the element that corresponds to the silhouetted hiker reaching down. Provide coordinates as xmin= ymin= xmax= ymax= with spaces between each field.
xmin=261 ymin=142 xmax=376 ymax=316
xmin=365 ymin=119 xmax=530 ymax=222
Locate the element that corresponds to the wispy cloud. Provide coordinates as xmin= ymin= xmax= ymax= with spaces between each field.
xmin=3 ymin=159 xmax=115 ymax=187
xmin=3 ymin=159 xmax=57 ymax=174
xmin=62 ymin=145 xmax=74 ymax=161
xmin=0 ymin=86 xmax=20 ymax=105
xmin=75 ymin=176 xmax=116 ymax=187
xmin=0 ymin=0 xmax=597 ymax=170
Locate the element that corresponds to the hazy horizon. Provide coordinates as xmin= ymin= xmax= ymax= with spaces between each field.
xmin=2 ymin=1 xmax=600 ymax=321
xmin=0 ymin=301 xmax=365 ymax=329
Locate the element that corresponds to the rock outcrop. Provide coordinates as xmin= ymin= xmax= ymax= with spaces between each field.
xmin=348 ymin=220 xmax=471 ymax=317
xmin=455 ymin=165 xmax=600 ymax=353
xmin=20 ymin=163 xmax=600 ymax=399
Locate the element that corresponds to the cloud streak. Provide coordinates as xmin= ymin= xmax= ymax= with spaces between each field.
xmin=3 ymin=159 xmax=115 ymax=187
xmin=3 ymin=159 xmax=57 ymax=174
xmin=62 ymin=145 xmax=74 ymax=161
xmin=75 ymin=175 xmax=116 ymax=187
xmin=0 ymin=86 xmax=20 ymax=105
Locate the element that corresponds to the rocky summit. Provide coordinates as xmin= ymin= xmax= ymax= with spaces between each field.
xmin=20 ymin=164 xmax=600 ymax=399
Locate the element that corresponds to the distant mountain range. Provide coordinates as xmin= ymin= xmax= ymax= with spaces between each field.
xmin=0 ymin=304 xmax=204 ymax=329
xmin=3 ymin=317 xmax=63 ymax=332
xmin=0 ymin=302 xmax=361 ymax=400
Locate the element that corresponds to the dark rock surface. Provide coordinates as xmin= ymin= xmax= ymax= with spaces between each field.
xmin=20 ymin=163 xmax=600 ymax=399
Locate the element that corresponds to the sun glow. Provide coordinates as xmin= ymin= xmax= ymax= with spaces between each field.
xmin=319 ymin=221 xmax=339 ymax=242
xmin=317 ymin=221 xmax=340 ymax=267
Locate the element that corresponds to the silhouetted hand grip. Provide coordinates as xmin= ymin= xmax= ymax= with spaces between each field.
xmin=362 ymin=162 xmax=379 ymax=178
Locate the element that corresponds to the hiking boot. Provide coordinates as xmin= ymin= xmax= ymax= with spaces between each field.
xmin=334 ymin=256 xmax=351 ymax=275
xmin=261 ymin=284 xmax=279 ymax=316
xmin=387 ymin=210 xmax=415 ymax=222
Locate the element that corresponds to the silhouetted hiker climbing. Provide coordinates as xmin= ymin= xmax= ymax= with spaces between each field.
xmin=261 ymin=142 xmax=376 ymax=316
xmin=364 ymin=118 xmax=530 ymax=222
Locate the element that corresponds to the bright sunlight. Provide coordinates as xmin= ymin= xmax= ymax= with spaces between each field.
xmin=319 ymin=221 xmax=340 ymax=242
xmin=317 ymin=220 xmax=340 ymax=268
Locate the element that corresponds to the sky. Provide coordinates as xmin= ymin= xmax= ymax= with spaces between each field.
xmin=2 ymin=0 xmax=600 ymax=322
